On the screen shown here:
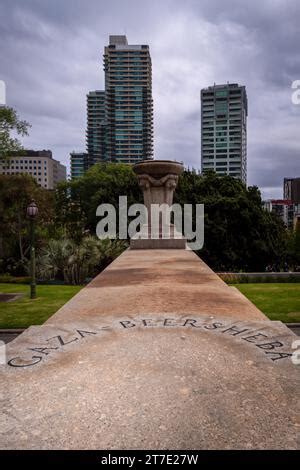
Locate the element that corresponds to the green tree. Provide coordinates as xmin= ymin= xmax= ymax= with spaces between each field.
xmin=175 ymin=171 xmax=288 ymax=271
xmin=0 ymin=107 xmax=31 ymax=160
xmin=55 ymin=162 xmax=141 ymax=240
xmin=0 ymin=174 xmax=54 ymax=274
xmin=55 ymin=165 xmax=289 ymax=272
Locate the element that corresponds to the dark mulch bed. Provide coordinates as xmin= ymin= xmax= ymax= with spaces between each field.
xmin=0 ymin=293 xmax=24 ymax=302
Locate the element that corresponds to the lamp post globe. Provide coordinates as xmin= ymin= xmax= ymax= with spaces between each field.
xmin=27 ymin=200 xmax=38 ymax=218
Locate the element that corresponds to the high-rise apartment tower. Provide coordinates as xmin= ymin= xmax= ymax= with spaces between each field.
xmin=103 ymin=35 xmax=153 ymax=163
xmin=201 ymin=83 xmax=248 ymax=183
xmin=86 ymin=91 xmax=106 ymax=166
xmin=85 ymin=35 xmax=153 ymax=166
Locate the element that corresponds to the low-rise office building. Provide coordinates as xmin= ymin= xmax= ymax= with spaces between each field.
xmin=0 ymin=150 xmax=66 ymax=189
xmin=284 ymin=177 xmax=300 ymax=204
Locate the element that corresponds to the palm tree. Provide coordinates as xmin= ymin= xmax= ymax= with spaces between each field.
xmin=36 ymin=237 xmax=127 ymax=284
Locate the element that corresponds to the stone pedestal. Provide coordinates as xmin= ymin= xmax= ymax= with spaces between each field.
xmin=130 ymin=160 xmax=186 ymax=249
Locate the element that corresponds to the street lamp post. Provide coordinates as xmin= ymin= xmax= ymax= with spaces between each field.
xmin=27 ymin=200 xmax=38 ymax=299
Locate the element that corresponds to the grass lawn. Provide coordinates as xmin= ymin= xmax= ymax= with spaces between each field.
xmin=233 ymin=283 xmax=300 ymax=323
xmin=1 ymin=282 xmax=299 ymax=329
xmin=0 ymin=283 xmax=82 ymax=328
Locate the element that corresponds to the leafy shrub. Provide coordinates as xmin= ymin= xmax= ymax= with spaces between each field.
xmin=36 ymin=236 xmax=127 ymax=285
xmin=0 ymin=274 xmax=30 ymax=284
xmin=218 ymin=272 xmax=300 ymax=284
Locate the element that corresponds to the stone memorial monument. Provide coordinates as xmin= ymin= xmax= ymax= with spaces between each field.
xmin=130 ymin=160 xmax=186 ymax=249
xmin=0 ymin=160 xmax=299 ymax=450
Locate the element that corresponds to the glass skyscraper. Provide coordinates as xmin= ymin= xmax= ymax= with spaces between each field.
xmin=201 ymin=83 xmax=248 ymax=183
xmin=86 ymin=90 xmax=106 ymax=166
xmin=86 ymin=35 xmax=153 ymax=165
xmin=104 ymin=35 xmax=153 ymax=163
xmin=70 ymin=151 xmax=88 ymax=179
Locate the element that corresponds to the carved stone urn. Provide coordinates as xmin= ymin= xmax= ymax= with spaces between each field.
xmin=130 ymin=160 xmax=186 ymax=249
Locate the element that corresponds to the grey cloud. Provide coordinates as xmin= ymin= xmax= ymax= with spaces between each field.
xmin=0 ymin=0 xmax=299 ymax=193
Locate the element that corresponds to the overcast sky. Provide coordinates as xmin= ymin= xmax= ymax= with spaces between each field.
xmin=1 ymin=0 xmax=300 ymax=198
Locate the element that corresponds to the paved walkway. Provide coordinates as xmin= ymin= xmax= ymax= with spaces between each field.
xmin=48 ymin=248 xmax=267 ymax=324
xmin=1 ymin=249 xmax=299 ymax=449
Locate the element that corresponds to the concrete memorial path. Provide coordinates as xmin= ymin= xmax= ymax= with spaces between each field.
xmin=1 ymin=249 xmax=299 ymax=449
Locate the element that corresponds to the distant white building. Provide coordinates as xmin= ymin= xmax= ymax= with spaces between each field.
xmin=0 ymin=150 xmax=66 ymax=189
xmin=263 ymin=199 xmax=296 ymax=230
xmin=0 ymin=80 xmax=6 ymax=106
